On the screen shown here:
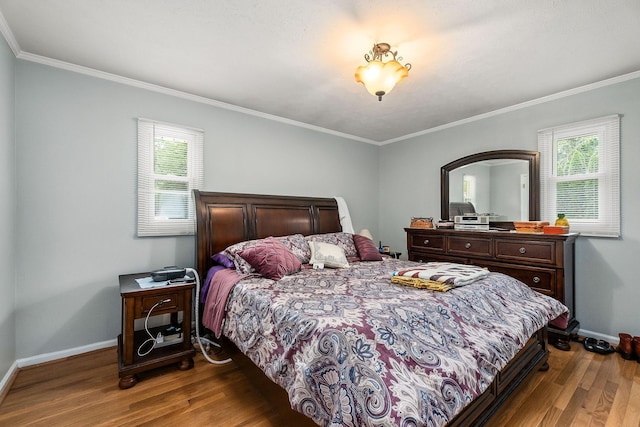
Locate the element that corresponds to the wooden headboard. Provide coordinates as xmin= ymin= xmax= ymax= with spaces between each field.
xmin=194 ymin=190 xmax=342 ymax=277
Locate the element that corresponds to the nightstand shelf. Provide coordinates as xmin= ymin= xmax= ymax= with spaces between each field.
xmin=117 ymin=272 xmax=195 ymax=389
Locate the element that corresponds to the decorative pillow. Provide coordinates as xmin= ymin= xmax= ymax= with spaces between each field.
xmin=211 ymin=252 xmax=235 ymax=269
xmin=309 ymin=241 xmax=349 ymax=269
xmin=239 ymin=238 xmax=301 ymax=280
xmin=224 ymin=234 xmax=311 ymax=273
xmin=276 ymin=233 xmax=311 ymax=264
xmin=353 ymin=234 xmax=383 ymax=261
xmin=305 ymin=232 xmax=357 ymax=258
xmin=223 ymin=239 xmax=264 ymax=273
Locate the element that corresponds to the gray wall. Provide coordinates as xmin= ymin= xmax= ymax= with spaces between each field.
xmin=0 ymin=35 xmax=15 ymax=380
xmin=449 ymin=161 xmax=528 ymax=220
xmin=379 ymin=76 xmax=640 ymax=340
xmin=490 ymin=161 xmax=529 ymax=220
xmin=14 ymin=60 xmax=380 ymax=358
xmin=449 ymin=163 xmax=491 ymax=214
xmin=5 ymin=48 xmax=640 ymax=375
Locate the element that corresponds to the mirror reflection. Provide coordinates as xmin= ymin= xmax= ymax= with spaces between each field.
xmin=448 ymin=160 xmax=530 ymax=221
xmin=440 ymin=150 xmax=540 ymax=223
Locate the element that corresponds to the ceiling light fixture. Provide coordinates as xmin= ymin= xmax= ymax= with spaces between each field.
xmin=355 ymin=42 xmax=411 ymax=101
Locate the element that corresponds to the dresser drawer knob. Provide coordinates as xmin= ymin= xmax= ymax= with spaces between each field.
xmin=423 ymin=239 xmax=430 ymax=245
xmin=465 ymin=242 xmax=471 ymax=249
xmin=519 ymin=247 xmax=526 ymax=254
xmin=532 ymin=276 xmax=541 ymax=284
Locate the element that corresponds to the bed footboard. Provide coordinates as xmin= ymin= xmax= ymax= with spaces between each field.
xmin=448 ymin=327 xmax=549 ymax=426
xmin=225 ymin=328 xmax=549 ymax=427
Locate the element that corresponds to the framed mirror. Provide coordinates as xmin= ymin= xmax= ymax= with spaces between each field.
xmin=441 ymin=150 xmax=540 ymax=223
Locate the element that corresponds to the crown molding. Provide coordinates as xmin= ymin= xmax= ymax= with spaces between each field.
xmin=16 ymin=51 xmax=378 ymax=145
xmin=0 ymin=10 xmax=20 ymax=56
xmin=9 ymin=41 xmax=640 ymax=147
xmin=381 ymin=69 xmax=640 ymax=145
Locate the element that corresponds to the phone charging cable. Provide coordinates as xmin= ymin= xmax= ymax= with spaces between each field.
xmin=136 ymin=298 xmax=171 ymax=357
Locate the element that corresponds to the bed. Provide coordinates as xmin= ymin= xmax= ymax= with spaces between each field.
xmin=194 ymin=190 xmax=567 ymax=426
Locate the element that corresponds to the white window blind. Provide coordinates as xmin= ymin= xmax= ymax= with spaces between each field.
xmin=137 ymin=118 xmax=204 ymax=237
xmin=538 ymin=114 xmax=620 ymax=237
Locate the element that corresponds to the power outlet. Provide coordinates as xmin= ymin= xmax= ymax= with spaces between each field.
xmin=156 ymin=331 xmax=183 ymax=348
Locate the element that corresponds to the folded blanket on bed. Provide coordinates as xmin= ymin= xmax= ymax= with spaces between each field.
xmin=391 ymin=275 xmax=458 ymax=292
xmin=393 ymin=262 xmax=489 ymax=286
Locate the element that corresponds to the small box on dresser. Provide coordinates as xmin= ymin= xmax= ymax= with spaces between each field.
xmin=405 ymin=227 xmax=579 ymax=350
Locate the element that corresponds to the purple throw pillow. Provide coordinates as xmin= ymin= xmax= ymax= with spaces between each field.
xmin=239 ymin=237 xmax=302 ymax=280
xmin=353 ymin=234 xmax=383 ymax=261
xmin=212 ymin=252 xmax=235 ymax=269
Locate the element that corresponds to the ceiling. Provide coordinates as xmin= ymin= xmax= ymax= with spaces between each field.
xmin=1 ymin=1 xmax=639 ymax=144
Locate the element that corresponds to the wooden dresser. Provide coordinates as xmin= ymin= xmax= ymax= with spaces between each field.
xmin=405 ymin=227 xmax=579 ymax=350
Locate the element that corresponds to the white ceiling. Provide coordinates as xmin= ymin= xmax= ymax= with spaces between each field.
xmin=1 ymin=0 xmax=639 ymax=144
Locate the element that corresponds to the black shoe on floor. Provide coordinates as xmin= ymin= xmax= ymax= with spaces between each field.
xmin=583 ymin=337 xmax=616 ymax=354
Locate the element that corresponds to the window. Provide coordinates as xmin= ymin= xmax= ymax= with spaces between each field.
xmin=463 ymin=175 xmax=476 ymax=206
xmin=538 ymin=115 xmax=620 ymax=237
xmin=137 ymin=118 xmax=204 ymax=236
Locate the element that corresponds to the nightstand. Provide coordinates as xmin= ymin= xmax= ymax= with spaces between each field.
xmin=118 ymin=272 xmax=195 ymax=389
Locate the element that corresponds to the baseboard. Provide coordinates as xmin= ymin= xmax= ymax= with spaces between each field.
xmin=15 ymin=338 xmax=117 ymax=369
xmin=0 ymin=330 xmax=620 ymax=405
xmin=0 ymin=339 xmax=117 ymax=406
xmin=0 ymin=360 xmax=19 ymax=405
xmin=579 ymin=329 xmax=619 ymax=345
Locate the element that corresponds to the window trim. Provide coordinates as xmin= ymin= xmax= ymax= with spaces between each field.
xmin=137 ymin=118 xmax=204 ymax=237
xmin=538 ymin=114 xmax=620 ymax=237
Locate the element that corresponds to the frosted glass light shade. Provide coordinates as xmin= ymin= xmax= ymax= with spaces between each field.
xmin=355 ymin=59 xmax=409 ymax=101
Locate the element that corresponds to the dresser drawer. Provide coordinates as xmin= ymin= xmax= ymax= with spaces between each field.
xmin=448 ymin=236 xmax=492 ymax=257
xmin=408 ymin=233 xmax=445 ymax=252
xmin=480 ymin=263 xmax=557 ymax=297
xmin=409 ymin=252 xmax=465 ymax=264
xmin=495 ymin=239 xmax=556 ymax=265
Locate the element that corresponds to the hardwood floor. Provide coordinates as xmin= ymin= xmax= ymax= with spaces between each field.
xmin=1 ymin=341 xmax=639 ymax=426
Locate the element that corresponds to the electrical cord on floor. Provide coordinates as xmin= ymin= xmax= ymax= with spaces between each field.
xmin=186 ymin=267 xmax=232 ymax=365
xmin=137 ymin=298 xmax=171 ymax=357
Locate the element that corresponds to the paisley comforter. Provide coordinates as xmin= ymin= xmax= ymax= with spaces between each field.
xmin=220 ymin=259 xmax=567 ymax=426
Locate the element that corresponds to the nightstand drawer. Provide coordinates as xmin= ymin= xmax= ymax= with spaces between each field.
xmin=448 ymin=236 xmax=492 ymax=257
xmin=495 ymin=240 xmax=555 ymax=265
xmin=409 ymin=233 xmax=445 ymax=252
xmin=140 ymin=293 xmax=180 ymax=316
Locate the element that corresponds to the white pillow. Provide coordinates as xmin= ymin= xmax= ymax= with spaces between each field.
xmin=309 ymin=241 xmax=349 ymax=269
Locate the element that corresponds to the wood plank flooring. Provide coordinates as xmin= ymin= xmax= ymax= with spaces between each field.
xmin=1 ymin=341 xmax=639 ymax=426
